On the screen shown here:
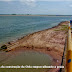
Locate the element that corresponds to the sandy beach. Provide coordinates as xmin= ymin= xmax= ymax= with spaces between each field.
xmin=0 ymin=21 xmax=69 ymax=72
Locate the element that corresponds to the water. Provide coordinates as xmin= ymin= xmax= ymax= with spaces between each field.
xmin=5 ymin=51 xmax=52 ymax=66
xmin=0 ymin=16 xmax=72 ymax=45
xmin=0 ymin=51 xmax=52 ymax=72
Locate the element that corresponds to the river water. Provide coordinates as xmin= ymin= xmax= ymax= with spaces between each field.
xmin=0 ymin=16 xmax=72 ymax=45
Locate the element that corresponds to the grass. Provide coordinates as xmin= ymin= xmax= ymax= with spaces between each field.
xmin=61 ymin=25 xmax=68 ymax=31
xmin=54 ymin=25 xmax=68 ymax=31
xmin=54 ymin=29 xmax=60 ymax=31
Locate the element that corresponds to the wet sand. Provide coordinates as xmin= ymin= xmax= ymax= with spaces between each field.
xmin=0 ymin=21 xmax=69 ymax=72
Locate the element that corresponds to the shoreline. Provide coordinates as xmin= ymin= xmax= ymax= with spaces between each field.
xmin=0 ymin=21 xmax=69 ymax=72
xmin=0 ymin=15 xmax=72 ymax=17
xmin=0 ymin=21 xmax=62 ymax=46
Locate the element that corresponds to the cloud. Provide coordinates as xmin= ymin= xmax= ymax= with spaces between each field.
xmin=0 ymin=0 xmax=13 ymax=1
xmin=1 ymin=0 xmax=72 ymax=7
xmin=1 ymin=0 xmax=36 ymax=7
xmin=69 ymin=4 xmax=72 ymax=7
xmin=20 ymin=0 xmax=36 ymax=7
xmin=1 ymin=0 xmax=72 ymax=1
xmin=3 ymin=0 xmax=38 ymax=1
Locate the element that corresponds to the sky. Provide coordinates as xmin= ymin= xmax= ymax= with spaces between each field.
xmin=0 ymin=0 xmax=72 ymax=15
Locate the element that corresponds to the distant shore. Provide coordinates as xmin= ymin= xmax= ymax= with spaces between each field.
xmin=0 ymin=14 xmax=72 ymax=17
xmin=0 ymin=21 xmax=69 ymax=72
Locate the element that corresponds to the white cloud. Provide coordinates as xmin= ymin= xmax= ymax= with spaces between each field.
xmin=1 ymin=0 xmax=72 ymax=7
xmin=0 ymin=0 xmax=13 ymax=1
xmin=69 ymin=4 xmax=72 ymax=7
xmin=1 ymin=0 xmax=35 ymax=1
xmin=1 ymin=0 xmax=36 ymax=7
xmin=1 ymin=0 xmax=72 ymax=1
xmin=20 ymin=0 xmax=36 ymax=7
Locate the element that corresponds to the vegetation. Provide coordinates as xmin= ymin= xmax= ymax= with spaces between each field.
xmin=54 ymin=25 xmax=68 ymax=31
xmin=1 ymin=45 xmax=7 ymax=49
xmin=60 ymin=25 xmax=68 ymax=31
xmin=54 ymin=29 xmax=60 ymax=31
xmin=11 ymin=14 xmax=16 ymax=15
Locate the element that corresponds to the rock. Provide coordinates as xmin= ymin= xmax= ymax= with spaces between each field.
xmin=1 ymin=45 xmax=7 ymax=49
xmin=47 ymin=47 xmax=52 ymax=51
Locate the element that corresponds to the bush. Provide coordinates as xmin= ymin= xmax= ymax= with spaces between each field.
xmin=1 ymin=45 xmax=7 ymax=49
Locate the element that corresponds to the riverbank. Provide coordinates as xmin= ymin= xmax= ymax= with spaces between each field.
xmin=0 ymin=15 xmax=72 ymax=17
xmin=0 ymin=21 xmax=69 ymax=72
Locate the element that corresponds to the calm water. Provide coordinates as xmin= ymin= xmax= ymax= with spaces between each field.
xmin=5 ymin=51 xmax=52 ymax=66
xmin=0 ymin=51 xmax=52 ymax=72
xmin=0 ymin=16 xmax=71 ymax=72
xmin=0 ymin=16 xmax=72 ymax=45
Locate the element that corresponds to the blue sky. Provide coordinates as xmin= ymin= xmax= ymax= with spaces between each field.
xmin=0 ymin=0 xmax=72 ymax=15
